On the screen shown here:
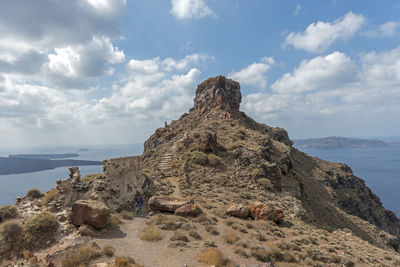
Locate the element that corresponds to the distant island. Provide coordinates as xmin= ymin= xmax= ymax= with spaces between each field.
xmin=294 ymin=136 xmax=389 ymax=149
xmin=0 ymin=153 xmax=101 ymax=175
xmin=8 ymin=153 xmax=79 ymax=159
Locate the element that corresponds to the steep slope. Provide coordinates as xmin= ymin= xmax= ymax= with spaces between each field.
xmin=141 ymin=75 xmax=400 ymax=251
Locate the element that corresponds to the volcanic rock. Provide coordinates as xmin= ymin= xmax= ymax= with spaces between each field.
xmin=248 ymin=202 xmax=284 ymax=223
xmin=226 ymin=203 xmax=249 ymax=218
xmin=148 ymin=196 xmax=193 ymax=212
xmin=71 ymin=200 xmax=110 ymax=229
xmin=174 ymin=204 xmax=202 ymax=217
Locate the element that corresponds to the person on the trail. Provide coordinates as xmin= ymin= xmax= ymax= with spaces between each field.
xmin=135 ymin=195 xmax=143 ymax=216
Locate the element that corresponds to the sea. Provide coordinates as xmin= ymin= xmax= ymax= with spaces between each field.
xmin=0 ymin=144 xmax=143 ymax=206
xmin=298 ymin=143 xmax=400 ymax=216
xmin=0 ymin=142 xmax=399 ymax=217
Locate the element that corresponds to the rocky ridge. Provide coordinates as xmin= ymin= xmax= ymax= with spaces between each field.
xmin=1 ymin=75 xmax=400 ymax=266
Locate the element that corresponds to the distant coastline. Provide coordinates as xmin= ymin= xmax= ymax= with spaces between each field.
xmin=294 ymin=136 xmax=389 ymax=149
xmin=0 ymin=153 xmax=101 ymax=175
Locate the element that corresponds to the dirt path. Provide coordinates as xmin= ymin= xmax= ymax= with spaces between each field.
xmin=93 ymin=217 xmax=206 ymax=267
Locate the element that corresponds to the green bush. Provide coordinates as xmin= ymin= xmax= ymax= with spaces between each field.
xmin=26 ymin=188 xmax=43 ymax=199
xmin=23 ymin=211 xmax=59 ymax=249
xmin=0 ymin=220 xmax=23 ymax=251
xmin=0 ymin=205 xmax=18 ymax=223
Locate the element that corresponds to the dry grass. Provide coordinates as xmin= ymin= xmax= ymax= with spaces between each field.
xmin=189 ymin=230 xmax=202 ymax=240
xmin=22 ymin=249 xmax=32 ymax=260
xmin=140 ymin=226 xmax=163 ymax=241
xmin=22 ymin=211 xmax=59 ymax=249
xmin=25 ymin=188 xmax=43 ymax=199
xmin=186 ymin=150 xmax=209 ymax=165
xmin=61 ymin=245 xmax=102 ymax=267
xmin=0 ymin=219 xmax=22 ymax=251
xmin=102 ymin=245 xmax=115 ymax=257
xmin=0 ymin=205 xmax=18 ymax=222
xmin=198 ymin=248 xmax=224 ymax=266
xmin=222 ymin=230 xmax=240 ymax=244
xmin=120 ymin=210 xmax=133 ymax=220
xmin=81 ymin=173 xmax=101 ymax=182
xmin=208 ymin=154 xmax=223 ymax=166
xmin=257 ymin=178 xmax=273 ymax=189
xmin=115 ymin=257 xmax=130 ymax=267
xmin=110 ymin=214 xmax=123 ymax=225
xmin=41 ymin=188 xmax=57 ymax=207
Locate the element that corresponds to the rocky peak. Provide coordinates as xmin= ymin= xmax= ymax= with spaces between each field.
xmin=193 ymin=75 xmax=241 ymax=112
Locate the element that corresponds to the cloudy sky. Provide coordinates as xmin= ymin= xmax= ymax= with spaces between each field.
xmin=1 ymin=0 xmax=400 ymax=147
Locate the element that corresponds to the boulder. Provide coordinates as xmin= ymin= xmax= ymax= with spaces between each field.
xmin=71 ymin=200 xmax=110 ymax=229
xmin=175 ymin=204 xmax=202 ymax=217
xmin=248 ymin=202 xmax=284 ymax=223
xmin=148 ymin=196 xmax=192 ymax=212
xmin=226 ymin=203 xmax=249 ymax=218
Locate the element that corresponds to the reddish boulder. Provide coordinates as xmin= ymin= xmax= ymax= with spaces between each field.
xmin=148 ymin=196 xmax=193 ymax=212
xmin=71 ymin=200 xmax=110 ymax=229
xmin=226 ymin=203 xmax=249 ymax=218
xmin=248 ymin=202 xmax=284 ymax=223
xmin=175 ymin=204 xmax=202 ymax=217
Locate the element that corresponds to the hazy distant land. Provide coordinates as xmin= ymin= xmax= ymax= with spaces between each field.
xmin=294 ymin=136 xmax=389 ymax=149
xmin=0 ymin=153 xmax=101 ymax=175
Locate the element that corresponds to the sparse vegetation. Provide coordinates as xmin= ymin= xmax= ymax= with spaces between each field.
xmin=102 ymin=245 xmax=115 ymax=257
xmin=41 ymin=188 xmax=57 ymax=206
xmin=185 ymin=150 xmax=209 ymax=165
xmin=154 ymin=214 xmax=187 ymax=230
xmin=140 ymin=226 xmax=163 ymax=241
xmin=25 ymin=188 xmax=43 ymax=199
xmin=22 ymin=211 xmax=59 ymax=249
xmin=0 ymin=219 xmax=22 ymax=251
xmin=0 ymin=205 xmax=18 ymax=222
xmin=115 ymin=257 xmax=130 ymax=267
xmin=222 ymin=230 xmax=239 ymax=244
xmin=170 ymin=232 xmax=189 ymax=242
xmin=257 ymin=178 xmax=273 ymax=189
xmin=198 ymin=248 xmax=224 ymax=266
xmin=81 ymin=173 xmax=101 ymax=182
xmin=110 ymin=213 xmax=122 ymax=225
xmin=61 ymin=245 xmax=102 ymax=267
xmin=120 ymin=210 xmax=133 ymax=220
xmin=208 ymin=154 xmax=223 ymax=166
xmin=189 ymin=230 xmax=202 ymax=240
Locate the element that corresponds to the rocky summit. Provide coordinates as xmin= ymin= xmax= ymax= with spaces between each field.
xmin=1 ymin=76 xmax=400 ymax=267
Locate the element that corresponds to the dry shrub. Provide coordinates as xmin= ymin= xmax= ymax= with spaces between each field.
xmin=102 ymin=245 xmax=115 ymax=257
xmin=186 ymin=151 xmax=208 ymax=165
xmin=170 ymin=232 xmax=189 ymax=242
xmin=120 ymin=210 xmax=133 ymax=220
xmin=223 ymin=230 xmax=239 ymax=244
xmin=208 ymin=154 xmax=222 ymax=167
xmin=23 ymin=211 xmax=59 ymax=249
xmin=81 ymin=173 xmax=101 ymax=182
xmin=25 ymin=188 xmax=43 ymax=199
xmin=61 ymin=245 xmax=102 ymax=267
xmin=0 ymin=219 xmax=22 ymax=251
xmin=0 ymin=205 xmax=18 ymax=222
xmin=115 ymin=257 xmax=130 ymax=267
xmin=257 ymin=178 xmax=273 ymax=189
xmin=140 ymin=226 xmax=163 ymax=241
xmin=22 ymin=249 xmax=32 ymax=260
xmin=189 ymin=230 xmax=202 ymax=240
xmin=155 ymin=214 xmax=186 ymax=230
xmin=41 ymin=188 xmax=57 ymax=207
xmin=198 ymin=249 xmax=224 ymax=266
xmin=205 ymin=225 xmax=220 ymax=236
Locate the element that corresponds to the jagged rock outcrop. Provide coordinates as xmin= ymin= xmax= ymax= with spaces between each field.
xmin=140 ymin=75 xmax=400 ymax=252
xmin=248 ymin=202 xmax=284 ymax=223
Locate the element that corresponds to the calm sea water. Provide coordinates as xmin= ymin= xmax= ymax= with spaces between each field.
xmin=0 ymin=144 xmax=143 ymax=206
xmin=298 ymin=144 xmax=400 ymax=216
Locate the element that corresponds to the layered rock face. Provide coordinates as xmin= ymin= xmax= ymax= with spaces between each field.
xmin=193 ymin=75 xmax=241 ymax=112
xmin=140 ymin=75 xmax=400 ymax=251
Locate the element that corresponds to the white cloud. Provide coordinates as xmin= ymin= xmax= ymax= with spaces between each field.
xmin=294 ymin=4 xmax=302 ymax=16
xmin=0 ymin=0 xmax=126 ymax=89
xmin=284 ymin=12 xmax=365 ymax=53
xmin=243 ymin=49 xmax=400 ymax=138
xmin=363 ymin=21 xmax=398 ymax=38
xmin=170 ymin=0 xmax=215 ymax=19
xmin=271 ymin=52 xmax=357 ymax=93
xmin=228 ymin=57 xmax=274 ymax=89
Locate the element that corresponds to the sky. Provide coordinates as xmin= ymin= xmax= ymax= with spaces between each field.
xmin=1 ymin=0 xmax=400 ymax=147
